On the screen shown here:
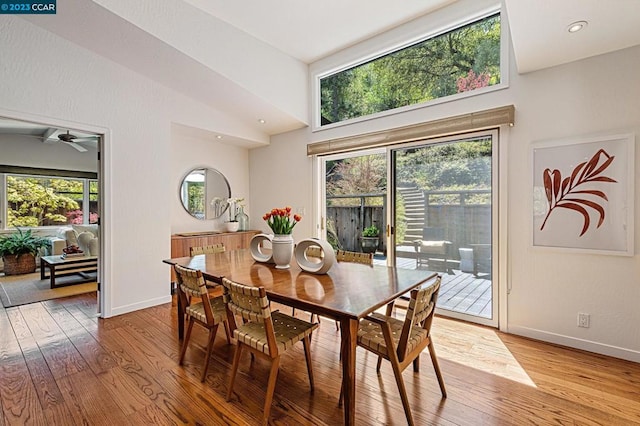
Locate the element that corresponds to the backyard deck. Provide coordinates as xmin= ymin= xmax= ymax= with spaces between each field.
xmin=374 ymin=254 xmax=492 ymax=319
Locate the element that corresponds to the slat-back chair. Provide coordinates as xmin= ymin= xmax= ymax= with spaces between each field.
xmin=352 ymin=275 xmax=446 ymax=425
xmin=222 ymin=277 xmax=318 ymax=426
xmin=336 ymin=249 xmax=374 ymax=265
xmin=189 ymin=244 xmax=226 ymax=287
xmin=189 ymin=243 xmax=225 ymax=256
xmin=174 ymin=264 xmax=231 ymax=382
xmin=317 ymin=250 xmax=374 ymax=329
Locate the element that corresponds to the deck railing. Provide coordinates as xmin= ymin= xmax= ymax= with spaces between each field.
xmin=326 ymin=189 xmax=491 ymax=258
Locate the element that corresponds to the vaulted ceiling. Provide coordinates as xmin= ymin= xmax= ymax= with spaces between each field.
xmin=11 ymin=0 xmax=640 ymax=144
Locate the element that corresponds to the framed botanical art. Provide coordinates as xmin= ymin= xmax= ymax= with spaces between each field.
xmin=532 ymin=133 xmax=635 ymax=255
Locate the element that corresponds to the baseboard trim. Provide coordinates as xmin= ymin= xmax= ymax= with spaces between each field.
xmin=508 ymin=325 xmax=640 ymax=363
xmin=108 ymin=295 xmax=171 ymax=317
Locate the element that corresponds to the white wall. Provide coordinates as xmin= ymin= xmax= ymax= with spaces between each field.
xmin=249 ymin=132 xmax=315 ymax=238
xmin=0 ymin=17 xmax=252 ymax=316
xmin=170 ymin=129 xmax=250 ymax=234
xmin=505 ymin=46 xmax=640 ymax=361
xmin=251 ymin=44 xmax=640 ymax=360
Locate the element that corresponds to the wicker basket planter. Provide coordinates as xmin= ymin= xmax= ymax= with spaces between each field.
xmin=2 ymin=253 xmax=37 ymax=275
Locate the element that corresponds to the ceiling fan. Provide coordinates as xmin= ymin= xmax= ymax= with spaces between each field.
xmin=1 ymin=128 xmax=100 ymax=152
xmin=43 ymin=130 xmax=99 ymax=152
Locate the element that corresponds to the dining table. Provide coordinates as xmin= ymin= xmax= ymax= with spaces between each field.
xmin=163 ymin=248 xmax=437 ymax=426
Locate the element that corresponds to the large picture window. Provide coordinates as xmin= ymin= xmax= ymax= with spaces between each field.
xmin=319 ymin=13 xmax=501 ymax=126
xmin=3 ymin=174 xmax=98 ymax=228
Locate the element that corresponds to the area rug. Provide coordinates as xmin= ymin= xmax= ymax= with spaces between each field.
xmin=0 ymin=272 xmax=97 ymax=308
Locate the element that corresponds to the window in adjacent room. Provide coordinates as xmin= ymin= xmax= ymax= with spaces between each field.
xmin=3 ymin=174 xmax=98 ymax=228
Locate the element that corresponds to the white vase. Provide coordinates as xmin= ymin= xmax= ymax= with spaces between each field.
xmin=294 ymin=238 xmax=335 ymax=274
xmin=272 ymin=234 xmax=294 ymax=269
xmin=225 ymin=221 xmax=239 ymax=232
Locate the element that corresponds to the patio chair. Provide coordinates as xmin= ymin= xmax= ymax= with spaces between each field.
xmin=342 ymin=275 xmax=446 ymax=425
xmin=470 ymin=243 xmax=491 ymax=277
xmin=174 ymin=264 xmax=231 ymax=382
xmin=222 ymin=277 xmax=318 ymax=426
xmin=413 ymin=227 xmax=452 ymax=273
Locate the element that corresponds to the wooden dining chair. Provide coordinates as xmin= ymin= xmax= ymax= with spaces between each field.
xmin=222 ymin=277 xmax=318 ymax=426
xmin=345 ymin=275 xmax=446 ymax=425
xmin=316 ymin=250 xmax=374 ymax=329
xmin=189 ymin=243 xmax=225 ymax=256
xmin=189 ymin=244 xmax=226 ymax=287
xmin=174 ymin=264 xmax=231 ymax=382
xmin=336 ymin=249 xmax=374 ymax=265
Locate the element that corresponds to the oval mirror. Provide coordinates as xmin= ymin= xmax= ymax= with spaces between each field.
xmin=179 ymin=167 xmax=231 ymax=220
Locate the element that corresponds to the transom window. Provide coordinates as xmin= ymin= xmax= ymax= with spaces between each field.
xmin=319 ymin=13 xmax=501 ymax=126
xmin=2 ymin=173 xmax=98 ymax=229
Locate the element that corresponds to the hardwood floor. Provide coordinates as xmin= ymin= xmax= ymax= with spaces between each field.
xmin=1 ymin=293 xmax=639 ymax=425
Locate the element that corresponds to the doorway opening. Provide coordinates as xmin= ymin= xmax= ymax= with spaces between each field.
xmin=0 ymin=115 xmax=102 ymax=311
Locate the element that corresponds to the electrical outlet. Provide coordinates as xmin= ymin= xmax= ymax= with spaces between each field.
xmin=578 ymin=313 xmax=590 ymax=328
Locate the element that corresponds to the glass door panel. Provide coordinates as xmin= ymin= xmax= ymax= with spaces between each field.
xmin=390 ymin=131 xmax=497 ymax=326
xmin=320 ymin=150 xmax=387 ymax=257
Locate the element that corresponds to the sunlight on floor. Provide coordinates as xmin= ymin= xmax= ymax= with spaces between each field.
xmin=431 ymin=317 xmax=537 ymax=387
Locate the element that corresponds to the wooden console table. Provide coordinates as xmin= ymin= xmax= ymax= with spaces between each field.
xmin=170 ymin=230 xmax=259 ymax=281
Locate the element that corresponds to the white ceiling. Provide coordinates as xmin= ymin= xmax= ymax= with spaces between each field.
xmin=8 ymin=0 xmax=640 ymax=143
xmin=505 ymin=0 xmax=640 ymax=74
xmin=0 ymin=118 xmax=99 ymax=152
xmin=177 ymin=0 xmax=640 ymax=72
xmin=0 ymin=118 xmax=98 ymax=139
xmin=182 ymin=0 xmax=458 ymax=63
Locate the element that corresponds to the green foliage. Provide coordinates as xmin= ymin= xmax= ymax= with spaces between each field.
xmin=6 ymin=176 xmax=81 ymax=227
xmin=0 ymin=228 xmax=50 ymax=258
xmin=321 ymin=14 xmax=500 ymax=124
xmin=325 ymin=218 xmax=341 ymax=250
xmin=395 ymin=139 xmax=492 ymax=193
xmin=187 ymin=182 xmax=205 ymax=217
xmin=326 ymin=154 xmax=386 ymax=207
xmin=264 ymin=207 xmax=301 ymax=235
xmin=394 ymin=193 xmax=407 ymax=243
xmin=362 ymin=225 xmax=379 ymax=237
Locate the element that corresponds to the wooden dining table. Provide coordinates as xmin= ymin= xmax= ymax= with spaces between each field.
xmin=163 ymin=248 xmax=437 ymax=426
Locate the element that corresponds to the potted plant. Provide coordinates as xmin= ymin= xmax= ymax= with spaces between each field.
xmin=0 ymin=228 xmax=50 ymax=275
xmin=360 ymin=225 xmax=379 ymax=254
xmin=224 ymin=197 xmax=244 ymax=232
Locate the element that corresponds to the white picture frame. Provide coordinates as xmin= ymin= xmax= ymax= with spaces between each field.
xmin=532 ymin=133 xmax=635 ymax=256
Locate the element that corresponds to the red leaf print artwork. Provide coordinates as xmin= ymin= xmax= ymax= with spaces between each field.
xmin=540 ymin=148 xmax=617 ymax=236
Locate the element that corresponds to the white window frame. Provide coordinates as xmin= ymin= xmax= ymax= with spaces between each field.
xmin=311 ymin=3 xmax=509 ymax=131
xmin=1 ymin=172 xmax=98 ymax=231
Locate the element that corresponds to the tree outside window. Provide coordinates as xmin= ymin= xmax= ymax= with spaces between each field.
xmin=320 ymin=13 xmax=501 ymax=125
xmin=5 ymin=175 xmax=98 ymax=228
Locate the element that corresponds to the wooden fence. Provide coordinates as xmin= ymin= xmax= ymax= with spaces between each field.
xmin=326 ymin=193 xmax=385 ymax=253
xmin=327 ymin=189 xmax=490 ymax=258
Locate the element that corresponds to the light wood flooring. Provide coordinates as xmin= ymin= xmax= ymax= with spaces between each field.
xmin=1 ymin=292 xmax=639 ymax=425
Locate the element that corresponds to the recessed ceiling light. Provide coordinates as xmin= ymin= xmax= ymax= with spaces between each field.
xmin=258 ymin=119 xmax=266 ymax=124
xmin=567 ymin=21 xmax=587 ymax=33
xmin=216 ymin=135 xmax=223 ymax=139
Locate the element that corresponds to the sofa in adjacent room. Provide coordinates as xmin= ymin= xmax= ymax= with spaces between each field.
xmin=48 ymin=224 xmax=99 ymax=257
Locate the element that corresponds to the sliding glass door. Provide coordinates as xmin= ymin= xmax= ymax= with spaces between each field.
xmin=389 ymin=130 xmax=497 ymax=326
xmin=316 ymin=130 xmax=498 ymax=326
